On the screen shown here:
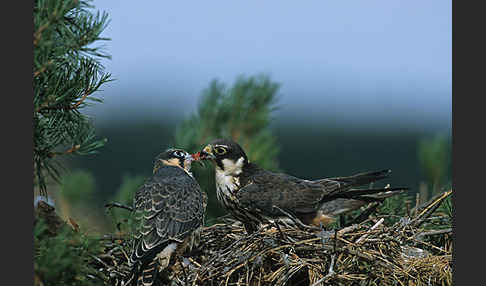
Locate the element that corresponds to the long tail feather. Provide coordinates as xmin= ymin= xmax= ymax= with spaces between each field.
xmin=320 ymin=169 xmax=392 ymax=187
xmin=318 ymin=187 xmax=407 ymax=216
xmin=334 ymin=187 xmax=408 ymax=199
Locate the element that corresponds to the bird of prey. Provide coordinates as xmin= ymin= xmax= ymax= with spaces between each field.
xmin=128 ymin=149 xmax=207 ymax=286
xmin=197 ymin=138 xmax=405 ymax=233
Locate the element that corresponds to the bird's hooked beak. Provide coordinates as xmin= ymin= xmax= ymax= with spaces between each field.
xmin=199 ymin=144 xmax=216 ymax=160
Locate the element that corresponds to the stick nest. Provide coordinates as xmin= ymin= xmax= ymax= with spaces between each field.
xmin=94 ymin=191 xmax=452 ymax=286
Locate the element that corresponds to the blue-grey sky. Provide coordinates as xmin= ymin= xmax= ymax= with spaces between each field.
xmin=87 ymin=0 xmax=451 ymax=131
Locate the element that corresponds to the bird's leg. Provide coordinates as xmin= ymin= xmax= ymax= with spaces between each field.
xmin=157 ymin=243 xmax=177 ymax=270
xmin=273 ymin=219 xmax=291 ymax=242
xmin=272 ymin=205 xmax=320 ymax=231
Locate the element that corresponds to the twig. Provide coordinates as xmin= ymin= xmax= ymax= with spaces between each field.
xmin=33 ymin=60 xmax=54 ymax=78
xmin=97 ymin=234 xmax=127 ymax=241
xmin=188 ymin=257 xmax=201 ymax=268
xmin=105 ymin=202 xmax=134 ymax=212
xmin=410 ymin=237 xmax=449 ymax=254
xmin=356 ymin=218 xmax=384 ymax=244
xmin=71 ymin=92 xmax=90 ymax=109
xmin=33 ymin=23 xmax=48 ymax=46
xmin=273 ymin=219 xmax=289 ymax=242
xmin=338 ymin=247 xmax=396 ymax=270
xmin=90 ymin=254 xmax=111 ymax=269
xmin=47 ymin=144 xmax=81 ymax=158
xmin=417 ymin=228 xmax=452 ymax=237
xmin=178 ymin=257 xmax=189 ymax=286
xmin=410 ymin=190 xmax=452 ymax=228
xmin=36 ymin=91 xmax=92 ymax=112
xmin=336 ymin=224 xmax=361 ymax=236
xmin=348 ymin=202 xmax=381 ymax=226
xmin=122 ymin=273 xmax=135 ymax=286
xmin=192 ymin=273 xmax=199 ymax=286
xmin=119 ymin=246 xmax=131 ymax=263
xmin=310 ymin=254 xmax=336 ymax=286
xmin=199 ymin=230 xmax=261 ymax=275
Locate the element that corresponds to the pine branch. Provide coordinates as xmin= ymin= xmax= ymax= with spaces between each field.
xmin=33 ymin=0 xmax=112 ymax=196
xmin=47 ymin=144 xmax=81 ymax=158
xmin=36 ymin=91 xmax=91 ymax=112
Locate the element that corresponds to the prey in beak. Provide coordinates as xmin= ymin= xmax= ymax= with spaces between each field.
xmin=191 ymin=152 xmax=206 ymax=167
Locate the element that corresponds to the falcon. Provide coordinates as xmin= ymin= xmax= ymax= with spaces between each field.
xmin=128 ymin=148 xmax=207 ymax=286
xmin=198 ymin=138 xmax=405 ymax=233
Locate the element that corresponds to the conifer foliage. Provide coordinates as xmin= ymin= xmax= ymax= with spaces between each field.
xmin=175 ymin=75 xmax=281 ymax=220
xmin=34 ymin=0 xmax=112 ymax=195
xmin=175 ymin=75 xmax=280 ymax=170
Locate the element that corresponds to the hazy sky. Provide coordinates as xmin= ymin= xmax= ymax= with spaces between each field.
xmin=87 ymin=0 xmax=451 ymax=131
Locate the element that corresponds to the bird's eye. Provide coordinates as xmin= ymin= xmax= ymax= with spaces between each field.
xmin=173 ymin=150 xmax=186 ymax=158
xmin=214 ymin=146 xmax=227 ymax=155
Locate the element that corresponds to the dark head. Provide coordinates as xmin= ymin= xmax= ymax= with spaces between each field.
xmin=199 ymin=139 xmax=249 ymax=174
xmin=153 ymin=148 xmax=196 ymax=174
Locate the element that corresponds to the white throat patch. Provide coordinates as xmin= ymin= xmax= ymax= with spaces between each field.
xmin=220 ymin=157 xmax=245 ymax=176
xmin=215 ymin=157 xmax=245 ymax=197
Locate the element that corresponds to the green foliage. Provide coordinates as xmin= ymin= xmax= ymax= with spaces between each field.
xmin=424 ymin=195 xmax=453 ymax=238
xmin=60 ymin=169 xmax=96 ymax=206
xmin=377 ymin=192 xmax=412 ymax=225
xmin=174 ymin=75 xmax=281 ymax=221
xmin=439 ymin=195 xmax=453 ymax=219
xmin=378 ymin=192 xmax=410 ymax=216
xmin=332 ymin=192 xmax=413 ymax=228
xmin=418 ymin=134 xmax=452 ymax=194
xmin=112 ymin=174 xmax=146 ymax=205
xmin=34 ymin=219 xmax=104 ymax=286
xmin=34 ymin=0 xmax=112 ymax=195
xmin=108 ymin=174 xmax=146 ymax=232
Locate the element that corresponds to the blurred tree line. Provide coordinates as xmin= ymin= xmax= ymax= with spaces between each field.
xmin=418 ymin=134 xmax=452 ymax=200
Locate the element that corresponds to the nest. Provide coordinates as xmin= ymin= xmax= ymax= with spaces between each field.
xmin=93 ymin=191 xmax=452 ymax=286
